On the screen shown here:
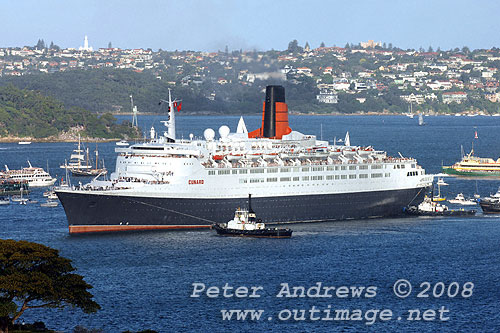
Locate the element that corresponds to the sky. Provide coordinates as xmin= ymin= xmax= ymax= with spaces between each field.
xmin=1 ymin=0 xmax=500 ymax=52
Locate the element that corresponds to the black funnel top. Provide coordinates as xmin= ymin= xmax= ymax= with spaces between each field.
xmin=263 ymin=85 xmax=285 ymax=138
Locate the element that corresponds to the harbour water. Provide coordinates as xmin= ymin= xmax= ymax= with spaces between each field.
xmin=1 ymin=115 xmax=500 ymax=332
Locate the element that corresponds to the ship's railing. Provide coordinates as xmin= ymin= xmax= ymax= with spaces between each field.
xmin=202 ymin=156 xmax=416 ymax=169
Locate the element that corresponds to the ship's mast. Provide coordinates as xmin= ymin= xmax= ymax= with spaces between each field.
xmin=167 ymin=89 xmax=175 ymax=140
xmin=160 ymin=89 xmax=180 ymax=142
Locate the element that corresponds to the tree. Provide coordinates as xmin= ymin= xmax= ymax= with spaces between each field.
xmin=428 ymin=46 xmax=434 ymax=53
xmin=304 ymin=41 xmax=310 ymax=51
xmin=35 ymin=39 xmax=45 ymax=50
xmin=287 ymin=39 xmax=302 ymax=53
xmin=0 ymin=239 xmax=100 ymax=332
xmin=320 ymin=41 xmax=325 ymax=48
xmin=108 ymin=41 xmax=112 ymax=48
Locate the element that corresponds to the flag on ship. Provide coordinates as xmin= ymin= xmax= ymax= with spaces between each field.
xmin=174 ymin=101 xmax=182 ymax=112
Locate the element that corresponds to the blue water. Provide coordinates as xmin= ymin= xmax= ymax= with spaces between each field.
xmin=1 ymin=115 xmax=500 ymax=332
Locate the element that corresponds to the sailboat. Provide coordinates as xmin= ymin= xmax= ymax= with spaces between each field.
xmin=71 ymin=145 xmax=107 ymax=177
xmin=60 ymin=134 xmax=92 ymax=173
xmin=418 ymin=113 xmax=425 ymax=126
xmin=433 ymin=178 xmax=448 ymax=201
xmin=11 ymin=187 xmax=28 ymax=205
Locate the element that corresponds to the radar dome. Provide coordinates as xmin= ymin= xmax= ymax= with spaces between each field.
xmin=219 ymin=125 xmax=230 ymax=139
xmin=204 ymin=128 xmax=215 ymax=141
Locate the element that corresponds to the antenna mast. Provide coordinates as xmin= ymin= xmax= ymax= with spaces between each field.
xmin=130 ymin=95 xmax=138 ymax=128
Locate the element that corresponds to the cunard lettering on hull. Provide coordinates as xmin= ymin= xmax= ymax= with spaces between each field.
xmin=56 ymin=85 xmax=434 ymax=234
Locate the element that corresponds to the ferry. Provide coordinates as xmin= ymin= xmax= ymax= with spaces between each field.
xmin=1 ymin=161 xmax=56 ymax=187
xmin=56 ymin=85 xmax=434 ymax=234
xmin=442 ymin=148 xmax=500 ymax=177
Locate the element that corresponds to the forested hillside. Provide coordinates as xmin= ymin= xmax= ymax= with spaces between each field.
xmin=0 ymin=85 xmax=139 ymax=139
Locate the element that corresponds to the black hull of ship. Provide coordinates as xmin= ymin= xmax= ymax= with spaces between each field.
xmin=57 ymin=186 xmax=429 ymax=234
xmin=479 ymin=201 xmax=500 ymax=214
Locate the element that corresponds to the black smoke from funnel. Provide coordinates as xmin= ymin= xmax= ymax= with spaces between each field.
xmin=263 ymin=85 xmax=285 ymax=138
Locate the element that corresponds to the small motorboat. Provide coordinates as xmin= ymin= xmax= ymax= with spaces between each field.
xmin=406 ymin=196 xmax=476 ymax=217
xmin=18 ymin=141 xmax=31 ymax=145
xmin=0 ymin=197 xmax=10 ymax=205
xmin=40 ymin=200 xmax=59 ymax=207
xmin=116 ymin=140 xmax=129 ymax=147
xmin=448 ymin=193 xmax=476 ymax=205
xmin=212 ymin=194 xmax=292 ymax=238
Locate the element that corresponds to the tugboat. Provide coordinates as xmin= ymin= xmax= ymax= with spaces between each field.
xmin=479 ymin=187 xmax=500 ymax=214
xmin=406 ymin=196 xmax=476 ymax=216
xmin=212 ymin=195 xmax=292 ymax=238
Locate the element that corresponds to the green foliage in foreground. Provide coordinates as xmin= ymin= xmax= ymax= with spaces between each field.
xmin=0 ymin=85 xmax=140 ymax=139
xmin=0 ymin=239 xmax=100 ymax=333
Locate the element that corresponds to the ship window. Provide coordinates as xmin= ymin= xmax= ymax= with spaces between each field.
xmin=335 ymin=166 xmax=340 ymax=171
xmin=250 ymin=168 xmax=264 ymax=174
xmin=280 ymin=177 xmax=291 ymax=182
xmin=411 ymin=164 xmax=416 ymax=168
xmin=267 ymin=168 xmax=278 ymax=173
xmin=341 ymin=166 xmax=347 ymax=170
xmin=312 ymin=166 xmax=323 ymax=172
xmin=371 ymin=165 xmax=383 ymax=169
xmin=302 ymin=176 xmax=309 ymax=181
xmin=349 ymin=166 xmax=357 ymax=170
xmin=232 ymin=170 xmax=238 ymax=174
xmin=326 ymin=175 xmax=334 ymax=180
xmin=208 ymin=170 xmax=215 ymax=175
xmin=301 ymin=167 xmax=309 ymax=172
xmin=239 ymin=169 xmax=248 ymax=174
xmin=266 ymin=177 xmax=278 ymax=182
xmin=293 ymin=177 xmax=299 ymax=181
xmin=341 ymin=175 xmax=347 ymax=179
xmin=359 ymin=165 xmax=368 ymax=170
xmin=371 ymin=173 xmax=383 ymax=178
xmin=359 ymin=174 xmax=368 ymax=179
xmin=312 ymin=175 xmax=323 ymax=180
xmin=327 ymin=166 xmax=335 ymax=171
xmin=401 ymin=165 xmax=405 ymax=169
xmin=250 ymin=178 xmax=264 ymax=183
xmin=349 ymin=174 xmax=356 ymax=179
xmin=385 ymin=173 xmax=391 ymax=177
xmin=218 ymin=170 xmax=230 ymax=175
xmin=280 ymin=167 xmax=291 ymax=173
xmin=239 ymin=179 xmax=247 ymax=184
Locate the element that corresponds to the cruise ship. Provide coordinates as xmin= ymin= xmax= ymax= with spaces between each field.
xmin=56 ymin=86 xmax=433 ymax=234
